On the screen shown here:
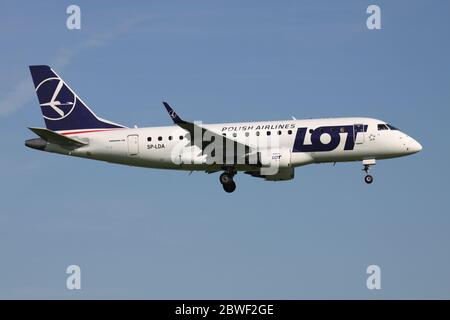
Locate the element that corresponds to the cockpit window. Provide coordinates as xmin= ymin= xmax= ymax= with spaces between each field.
xmin=377 ymin=124 xmax=389 ymax=131
xmin=386 ymin=124 xmax=399 ymax=130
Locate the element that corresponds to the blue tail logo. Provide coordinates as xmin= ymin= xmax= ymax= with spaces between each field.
xmin=38 ymin=78 xmax=75 ymax=120
xmin=29 ymin=65 xmax=126 ymax=132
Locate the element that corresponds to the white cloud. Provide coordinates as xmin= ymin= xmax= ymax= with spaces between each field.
xmin=0 ymin=79 xmax=34 ymax=116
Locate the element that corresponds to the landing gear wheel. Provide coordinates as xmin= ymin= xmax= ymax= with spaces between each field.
xmin=364 ymin=175 xmax=373 ymax=184
xmin=223 ymin=181 xmax=236 ymax=193
xmin=220 ymin=170 xmax=237 ymax=193
xmin=220 ymin=172 xmax=233 ymax=185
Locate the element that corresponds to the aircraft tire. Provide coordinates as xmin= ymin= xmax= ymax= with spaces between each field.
xmin=223 ymin=181 xmax=236 ymax=193
xmin=220 ymin=172 xmax=233 ymax=185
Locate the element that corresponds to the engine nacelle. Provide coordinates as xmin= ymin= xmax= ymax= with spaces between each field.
xmin=263 ymin=167 xmax=295 ymax=181
xmin=258 ymin=148 xmax=292 ymax=169
xmin=252 ymin=148 xmax=294 ymax=181
xmin=246 ymin=167 xmax=295 ymax=181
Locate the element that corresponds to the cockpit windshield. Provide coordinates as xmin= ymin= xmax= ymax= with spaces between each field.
xmin=386 ymin=124 xmax=399 ymax=130
xmin=378 ymin=123 xmax=399 ymax=131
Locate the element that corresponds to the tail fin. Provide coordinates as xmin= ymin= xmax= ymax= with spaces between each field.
xmin=29 ymin=65 xmax=126 ymax=132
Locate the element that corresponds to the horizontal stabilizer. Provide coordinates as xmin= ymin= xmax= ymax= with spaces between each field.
xmin=28 ymin=127 xmax=88 ymax=148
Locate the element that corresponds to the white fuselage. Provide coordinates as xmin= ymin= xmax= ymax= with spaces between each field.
xmin=44 ymin=117 xmax=422 ymax=175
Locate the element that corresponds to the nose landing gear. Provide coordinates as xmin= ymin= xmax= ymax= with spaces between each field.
xmin=362 ymin=159 xmax=376 ymax=184
xmin=220 ymin=170 xmax=236 ymax=193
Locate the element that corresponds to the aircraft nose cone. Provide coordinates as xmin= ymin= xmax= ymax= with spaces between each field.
xmin=409 ymin=138 xmax=422 ymax=154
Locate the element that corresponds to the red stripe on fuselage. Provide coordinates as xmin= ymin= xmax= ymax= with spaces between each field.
xmin=61 ymin=129 xmax=116 ymax=136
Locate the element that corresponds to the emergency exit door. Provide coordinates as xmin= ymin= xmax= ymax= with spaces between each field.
xmin=127 ymin=135 xmax=139 ymax=156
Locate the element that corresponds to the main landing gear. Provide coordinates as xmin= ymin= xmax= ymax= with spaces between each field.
xmin=220 ymin=170 xmax=236 ymax=193
xmin=362 ymin=159 xmax=376 ymax=184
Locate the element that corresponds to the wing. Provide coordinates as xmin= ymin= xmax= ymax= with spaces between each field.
xmin=163 ymin=102 xmax=254 ymax=154
xmin=162 ymin=102 xmax=255 ymax=161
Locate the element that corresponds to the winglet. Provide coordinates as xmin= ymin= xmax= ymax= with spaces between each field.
xmin=163 ymin=101 xmax=184 ymax=124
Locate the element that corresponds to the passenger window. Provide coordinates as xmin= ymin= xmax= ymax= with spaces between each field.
xmin=179 ymin=136 xmax=184 ymax=140
xmin=377 ymin=124 xmax=389 ymax=131
xmin=168 ymin=136 xmax=173 ymax=141
xmin=256 ymin=131 xmax=260 ymax=136
xmin=267 ymin=131 xmax=271 ymax=136
xmin=245 ymin=132 xmax=249 ymax=137
xmin=277 ymin=130 xmax=282 ymax=135
xmin=287 ymin=130 xmax=292 ymax=135
xmin=158 ymin=136 xmax=162 ymax=141
xmin=147 ymin=137 xmax=152 ymax=142
xmin=233 ymin=133 xmax=237 ymax=137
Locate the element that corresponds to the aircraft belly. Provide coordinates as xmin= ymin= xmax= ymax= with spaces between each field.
xmin=310 ymin=148 xmax=369 ymax=163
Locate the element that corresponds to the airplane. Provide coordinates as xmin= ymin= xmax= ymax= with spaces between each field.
xmin=25 ymin=65 xmax=422 ymax=193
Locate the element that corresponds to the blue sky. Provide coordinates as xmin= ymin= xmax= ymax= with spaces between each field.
xmin=0 ymin=0 xmax=449 ymax=299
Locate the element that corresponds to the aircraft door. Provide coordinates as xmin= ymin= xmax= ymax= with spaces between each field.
xmin=354 ymin=124 xmax=365 ymax=144
xmin=127 ymin=134 xmax=139 ymax=156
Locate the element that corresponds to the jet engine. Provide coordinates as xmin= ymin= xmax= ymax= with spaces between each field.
xmin=258 ymin=148 xmax=292 ymax=169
